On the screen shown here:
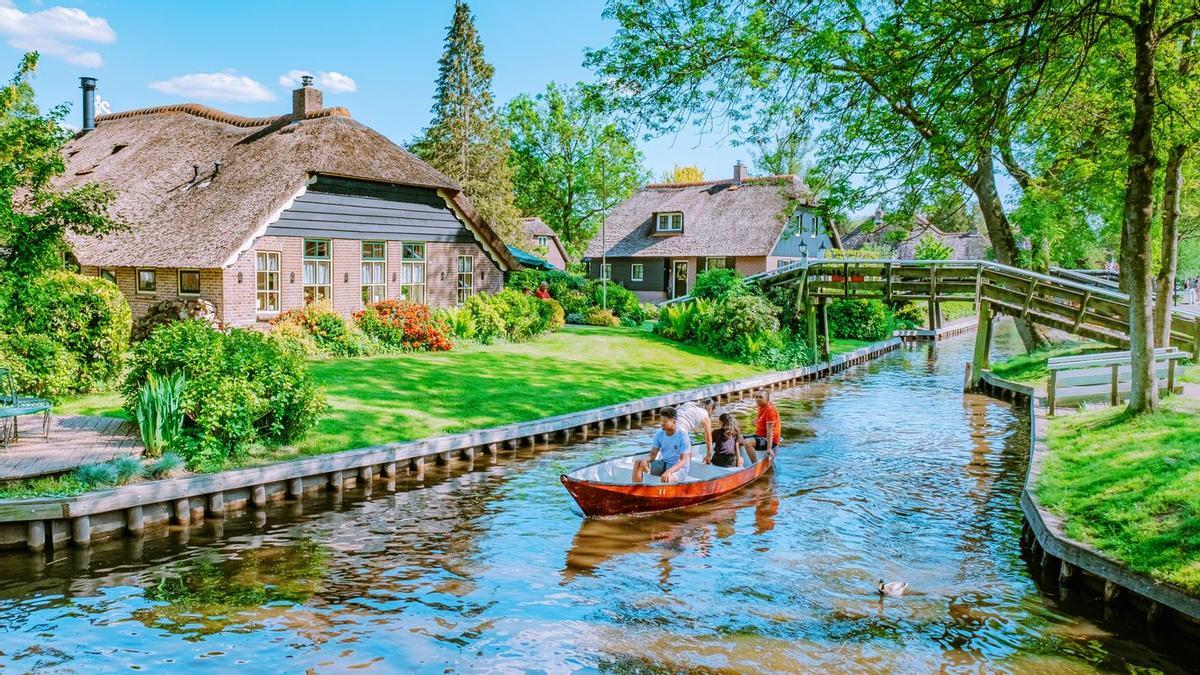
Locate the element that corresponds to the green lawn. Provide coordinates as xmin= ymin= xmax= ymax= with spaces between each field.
xmin=1038 ymin=397 xmax=1200 ymax=593
xmin=989 ymin=341 xmax=1112 ymax=384
xmin=56 ymin=389 xmax=127 ymax=419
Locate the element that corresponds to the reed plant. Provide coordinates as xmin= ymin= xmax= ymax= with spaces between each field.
xmin=134 ymin=370 xmax=186 ymax=457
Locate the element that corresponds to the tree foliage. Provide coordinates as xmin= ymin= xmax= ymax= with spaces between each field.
xmin=658 ymin=164 xmax=705 ymax=184
xmin=504 ymin=82 xmax=646 ymax=259
xmin=411 ymin=1 xmax=523 ymax=245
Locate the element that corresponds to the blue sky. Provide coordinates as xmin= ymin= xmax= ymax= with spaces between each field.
xmin=1 ymin=0 xmax=747 ymax=181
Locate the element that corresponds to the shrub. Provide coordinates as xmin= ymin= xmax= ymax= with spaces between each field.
xmin=111 ymin=456 xmax=144 ymax=484
xmin=697 ymin=295 xmax=782 ymax=360
xmin=746 ymin=329 xmax=814 ymax=370
xmin=540 ymin=298 xmax=566 ymax=332
xmin=353 ymin=300 xmax=452 ymax=352
xmin=75 ymin=462 xmax=117 ymax=489
xmin=559 ymin=290 xmax=592 ymax=318
xmin=487 ymin=289 xmax=550 ymax=341
xmin=890 ymin=301 xmax=926 ymax=330
xmin=640 ymin=302 xmax=661 ymax=321
xmin=827 ymin=299 xmax=891 ymax=341
xmin=132 ymin=298 xmax=220 ymax=342
xmin=506 ymin=269 xmax=588 ymax=299
xmin=463 ymin=294 xmax=506 ymax=344
xmin=655 ymin=299 xmax=710 ymax=342
xmin=590 ymin=281 xmax=642 ymax=321
xmin=123 ymin=320 xmax=327 ymax=472
xmin=692 ymin=268 xmax=748 ymax=301
xmin=914 ymin=234 xmax=954 ymax=260
xmin=145 ymin=452 xmax=186 ymax=479
xmin=134 ymin=371 xmax=186 ymax=458
xmin=436 ymin=307 xmax=477 ymax=341
xmin=584 ymin=306 xmax=619 ymax=326
xmin=270 ymin=302 xmax=376 ymax=357
xmin=19 ymin=271 xmax=131 ymax=388
xmin=0 ymin=333 xmax=79 ymax=401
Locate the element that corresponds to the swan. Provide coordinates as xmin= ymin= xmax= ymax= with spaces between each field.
xmin=878 ymin=579 xmax=908 ymax=597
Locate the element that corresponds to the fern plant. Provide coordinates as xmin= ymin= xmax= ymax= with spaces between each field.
xmin=135 ymin=370 xmax=186 ymax=458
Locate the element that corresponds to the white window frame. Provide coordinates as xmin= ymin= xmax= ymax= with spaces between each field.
xmin=178 ymin=269 xmax=201 ymax=297
xmin=303 ymin=238 xmax=332 ymax=304
xmin=537 ymin=235 xmax=549 ymax=248
xmin=99 ymin=268 xmax=117 ymax=284
xmin=656 ymin=212 xmax=683 ymax=232
xmin=256 ymin=251 xmax=281 ymax=315
xmin=360 ymin=240 xmax=387 ymax=306
xmin=400 ymin=242 xmax=427 ymax=304
xmin=457 ymin=255 xmax=475 ymax=305
xmin=631 ymin=263 xmax=644 ymax=282
xmin=776 ymin=259 xmax=798 ymax=269
xmin=601 ymin=263 xmax=613 ymax=281
xmin=705 ymin=257 xmax=728 ymax=271
xmin=136 ymin=268 xmax=156 ymax=295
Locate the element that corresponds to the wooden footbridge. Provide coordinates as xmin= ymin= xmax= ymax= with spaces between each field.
xmin=746 ymin=259 xmax=1200 ymax=386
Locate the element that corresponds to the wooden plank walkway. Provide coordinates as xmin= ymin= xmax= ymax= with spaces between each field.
xmin=0 ymin=415 xmax=141 ymax=482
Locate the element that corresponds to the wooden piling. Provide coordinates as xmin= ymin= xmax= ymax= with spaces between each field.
xmin=383 ymin=461 xmax=397 ymax=478
xmin=287 ymin=477 xmax=304 ymax=499
xmin=330 ymin=471 xmax=345 ymax=492
xmin=411 ymin=456 xmax=425 ymax=480
xmin=359 ymin=466 xmax=373 ymax=483
xmin=72 ymin=515 xmax=91 ymax=547
xmin=26 ymin=521 xmax=45 ymax=553
xmin=125 ymin=505 xmax=144 ymax=536
xmin=207 ymin=492 xmax=225 ymax=517
xmin=173 ymin=498 xmax=191 ymax=526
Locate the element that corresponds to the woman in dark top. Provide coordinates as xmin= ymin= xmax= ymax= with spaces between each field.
xmin=710 ymin=412 xmax=745 ymax=468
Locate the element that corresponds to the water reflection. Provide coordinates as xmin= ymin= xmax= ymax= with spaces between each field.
xmin=0 ymin=322 xmax=1196 ymax=671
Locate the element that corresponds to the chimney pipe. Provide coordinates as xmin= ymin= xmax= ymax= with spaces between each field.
xmin=733 ymin=160 xmax=746 ymax=183
xmin=80 ymin=77 xmax=97 ymax=131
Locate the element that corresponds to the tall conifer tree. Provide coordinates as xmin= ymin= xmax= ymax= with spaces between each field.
xmin=412 ymin=1 xmax=522 ymax=244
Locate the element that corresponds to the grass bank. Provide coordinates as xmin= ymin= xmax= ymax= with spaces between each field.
xmin=989 ymin=341 xmax=1111 ymax=384
xmin=1038 ymin=397 xmax=1200 ymax=593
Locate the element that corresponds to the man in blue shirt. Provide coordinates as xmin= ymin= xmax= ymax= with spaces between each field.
xmin=632 ymin=406 xmax=691 ymax=484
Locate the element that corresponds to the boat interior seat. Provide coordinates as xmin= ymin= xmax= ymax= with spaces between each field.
xmin=568 ymin=451 xmax=760 ymax=485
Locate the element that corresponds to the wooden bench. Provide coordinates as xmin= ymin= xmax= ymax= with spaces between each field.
xmin=1047 ymin=348 xmax=1188 ymax=415
xmin=0 ymin=367 xmax=52 ymax=448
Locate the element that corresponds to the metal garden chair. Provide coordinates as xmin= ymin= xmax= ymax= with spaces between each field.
xmin=0 ymin=367 xmax=53 ymax=448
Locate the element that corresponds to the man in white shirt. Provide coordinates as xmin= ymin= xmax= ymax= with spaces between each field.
xmin=675 ymin=398 xmax=716 ymax=464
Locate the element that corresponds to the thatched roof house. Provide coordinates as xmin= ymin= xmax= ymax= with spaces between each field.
xmin=583 ymin=163 xmax=839 ymax=301
xmin=59 ymin=77 xmax=516 ymax=327
xmin=520 ymin=217 xmax=569 ymax=270
xmin=842 ymin=212 xmax=991 ymax=260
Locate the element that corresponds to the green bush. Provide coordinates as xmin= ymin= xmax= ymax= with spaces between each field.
xmin=506 ymin=269 xmax=588 ymax=299
xmin=353 ymin=300 xmax=452 ymax=352
xmin=436 ymin=307 xmax=477 ymax=341
xmin=0 ymin=333 xmax=80 ymax=401
xmin=914 ymin=234 xmax=954 ymax=260
xmin=487 ymin=289 xmax=551 ymax=341
xmin=697 ymin=295 xmax=781 ymax=360
xmin=746 ymin=329 xmax=814 ymax=370
xmin=889 ymin=301 xmax=926 ymax=330
xmin=827 ymin=299 xmax=891 ymax=341
xmin=559 ymin=290 xmax=592 ymax=318
xmin=540 ymin=298 xmax=566 ymax=332
xmin=111 ymin=456 xmax=144 ymax=484
xmin=145 ymin=452 xmax=186 ymax=479
xmin=655 ymin=299 xmax=711 ymax=342
xmin=692 ymin=268 xmax=748 ymax=301
xmin=590 ymin=281 xmax=643 ymax=321
xmin=640 ymin=302 xmax=661 ymax=321
xmin=134 ymin=371 xmax=186 ymax=458
xmin=463 ymin=294 xmax=506 ymax=344
xmin=19 ymin=271 xmax=131 ymax=389
xmin=123 ymin=320 xmax=327 ymax=472
xmin=270 ymin=302 xmax=377 ymax=357
xmin=584 ymin=306 xmax=619 ymax=326
xmin=75 ymin=462 xmax=117 ymax=489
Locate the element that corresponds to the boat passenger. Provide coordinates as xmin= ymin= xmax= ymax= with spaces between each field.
xmin=710 ymin=412 xmax=745 ymax=468
xmin=677 ymin=398 xmax=716 ymax=464
xmin=742 ymin=389 xmax=780 ymax=462
xmin=632 ymin=406 xmax=691 ymax=484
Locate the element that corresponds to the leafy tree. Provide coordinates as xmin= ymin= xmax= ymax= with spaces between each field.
xmin=659 ymin=164 xmax=705 ymax=184
xmin=411 ymin=1 xmax=522 ymax=245
xmin=913 ymin=234 xmax=954 ymax=261
xmin=504 ymin=82 xmax=646 ymax=259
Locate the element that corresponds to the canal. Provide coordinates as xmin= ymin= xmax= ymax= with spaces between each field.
xmin=0 ymin=324 xmax=1194 ymax=672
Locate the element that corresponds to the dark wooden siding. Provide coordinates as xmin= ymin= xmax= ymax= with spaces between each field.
xmin=266 ymin=175 xmax=474 ymax=243
xmin=588 ymin=257 xmax=667 ymax=292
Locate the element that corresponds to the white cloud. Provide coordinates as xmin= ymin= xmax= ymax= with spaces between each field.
xmin=149 ymin=70 xmax=275 ymax=103
xmin=278 ymin=69 xmax=357 ymax=93
xmin=0 ymin=1 xmax=116 ymax=67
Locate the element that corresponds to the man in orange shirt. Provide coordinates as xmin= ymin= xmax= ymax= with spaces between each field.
xmin=742 ymin=388 xmax=781 ymax=462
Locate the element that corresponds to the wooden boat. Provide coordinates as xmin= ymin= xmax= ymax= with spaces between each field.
xmin=560 ymin=444 xmax=776 ymax=517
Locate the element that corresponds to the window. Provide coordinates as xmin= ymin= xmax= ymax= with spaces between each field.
xmin=136 ymin=268 xmax=156 ymax=294
xmin=457 ymin=255 xmax=474 ymax=304
xmin=537 ymin=235 xmax=549 ymax=248
xmin=256 ymin=252 xmax=280 ymax=314
xmin=705 ymin=257 xmax=728 ymax=271
xmin=361 ymin=241 xmax=387 ymax=305
xmin=601 ymin=263 xmax=613 ymax=280
xmin=303 ymin=239 xmax=331 ymax=304
xmin=631 ymin=263 xmax=644 ymax=282
xmin=776 ymin=259 xmax=798 ymax=269
xmin=178 ymin=269 xmax=201 ymax=296
xmin=656 ymin=212 xmax=683 ymax=232
xmin=99 ymin=268 xmax=116 ymax=284
xmin=400 ymin=242 xmax=426 ymax=303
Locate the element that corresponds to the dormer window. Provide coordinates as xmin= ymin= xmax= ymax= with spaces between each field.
xmin=655 ymin=212 xmax=683 ymax=234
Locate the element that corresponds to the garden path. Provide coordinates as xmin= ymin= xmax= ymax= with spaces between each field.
xmin=0 ymin=415 xmax=141 ymax=481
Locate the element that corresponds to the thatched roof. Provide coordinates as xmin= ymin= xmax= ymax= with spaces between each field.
xmin=842 ymin=214 xmax=991 ymax=260
xmin=521 ymin=216 xmax=570 ymax=263
xmin=58 ymin=103 xmax=518 ymax=270
xmin=583 ymin=175 xmax=819 ymax=259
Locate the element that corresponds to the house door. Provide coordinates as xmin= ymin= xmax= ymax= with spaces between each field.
xmin=672 ymin=260 xmax=689 ymax=299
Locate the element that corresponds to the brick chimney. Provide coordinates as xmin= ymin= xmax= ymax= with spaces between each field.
xmin=732 ymin=160 xmax=747 ymax=183
xmin=292 ymin=75 xmax=323 ymax=118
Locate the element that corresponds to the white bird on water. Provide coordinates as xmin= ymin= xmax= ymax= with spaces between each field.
xmin=877 ymin=579 xmax=908 ymax=597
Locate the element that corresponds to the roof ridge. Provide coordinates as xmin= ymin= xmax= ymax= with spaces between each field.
xmin=643 ymin=174 xmax=798 ymax=190
xmin=96 ymin=103 xmax=351 ymax=128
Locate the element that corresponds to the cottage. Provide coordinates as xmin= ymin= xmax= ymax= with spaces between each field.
xmin=59 ymin=77 xmax=516 ymax=328
xmin=841 ymin=210 xmax=991 ymax=260
xmin=582 ymin=163 xmax=839 ymax=302
xmin=521 ymin=217 xmax=570 ymax=270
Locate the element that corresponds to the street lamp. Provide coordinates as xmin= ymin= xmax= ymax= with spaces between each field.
xmin=601 ymin=218 xmax=607 ymax=311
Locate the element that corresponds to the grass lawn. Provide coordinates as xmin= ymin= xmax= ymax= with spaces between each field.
xmin=56 ymin=389 xmax=127 ymax=419
xmin=989 ymin=341 xmax=1112 ymax=384
xmin=1038 ymin=397 xmax=1200 ymax=593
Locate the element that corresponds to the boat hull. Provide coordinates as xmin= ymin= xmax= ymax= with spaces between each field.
xmin=560 ymin=450 xmax=775 ymax=517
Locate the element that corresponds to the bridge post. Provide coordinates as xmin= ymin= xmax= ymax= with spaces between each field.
xmin=819 ymin=299 xmax=830 ymax=361
xmin=805 ymin=299 xmax=818 ymax=360
xmin=970 ymin=301 xmax=992 ymax=389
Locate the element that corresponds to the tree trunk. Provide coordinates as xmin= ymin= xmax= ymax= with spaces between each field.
xmin=969 ymin=149 xmax=1047 ymax=351
xmin=1154 ymin=145 xmax=1186 ymax=347
xmin=1124 ymin=0 xmax=1160 ymax=414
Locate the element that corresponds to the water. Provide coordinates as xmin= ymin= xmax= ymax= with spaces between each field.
xmin=0 ymin=324 xmax=1195 ymax=672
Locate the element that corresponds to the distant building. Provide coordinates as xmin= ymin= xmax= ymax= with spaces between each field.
xmin=583 ymin=163 xmax=839 ymax=302
xmin=842 ymin=209 xmax=991 ymax=260
xmin=521 ymin=217 xmax=570 ymax=270
xmin=58 ymin=77 xmax=516 ymax=327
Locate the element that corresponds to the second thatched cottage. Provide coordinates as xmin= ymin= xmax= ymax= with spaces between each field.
xmin=59 ymin=77 xmax=517 ymax=328
xmin=583 ymin=163 xmax=839 ymax=302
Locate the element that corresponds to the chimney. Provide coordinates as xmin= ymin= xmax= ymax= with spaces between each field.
xmin=732 ymin=160 xmax=746 ymax=183
xmin=80 ymin=76 xmax=97 ymax=131
xmin=292 ymin=75 xmax=323 ymax=118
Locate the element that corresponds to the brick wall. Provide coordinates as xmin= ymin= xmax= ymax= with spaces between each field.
xmin=80 ymin=264 xmax=224 ymax=320
xmin=734 ymin=256 xmax=768 ymax=277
